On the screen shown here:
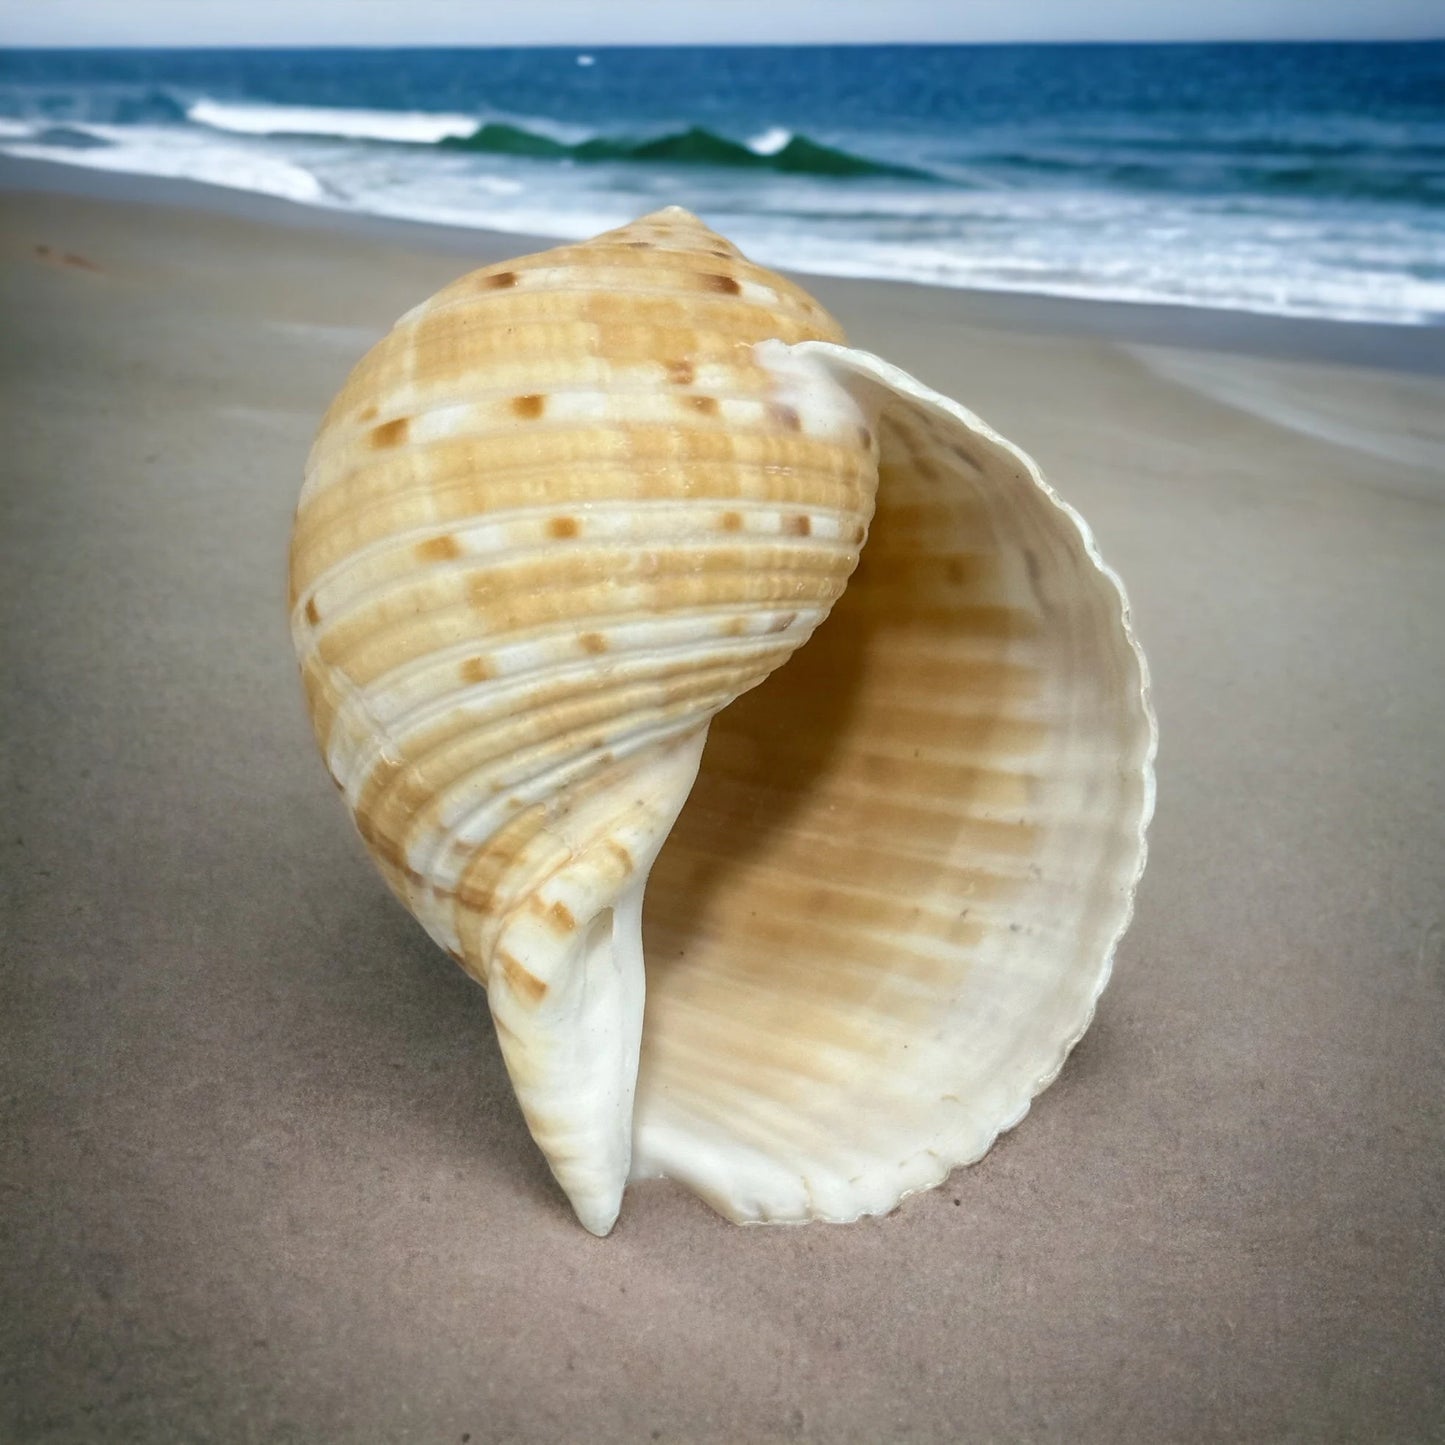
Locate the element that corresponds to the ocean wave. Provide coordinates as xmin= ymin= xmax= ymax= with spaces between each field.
xmin=186 ymin=97 xmax=480 ymax=146
xmin=439 ymin=121 xmax=930 ymax=180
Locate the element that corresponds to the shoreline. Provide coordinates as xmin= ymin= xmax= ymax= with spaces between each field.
xmin=4 ymin=152 xmax=1441 ymax=376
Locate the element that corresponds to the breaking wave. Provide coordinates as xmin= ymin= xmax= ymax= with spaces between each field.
xmin=439 ymin=121 xmax=930 ymax=179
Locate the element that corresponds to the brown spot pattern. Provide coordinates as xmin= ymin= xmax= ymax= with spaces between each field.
xmin=770 ymin=404 xmax=803 ymax=432
xmin=702 ymin=273 xmax=742 ymax=295
xmin=511 ymin=394 xmax=546 ymax=420
xmin=369 ymin=417 xmax=409 ymax=449
xmin=547 ymin=515 xmax=580 ymax=539
xmin=485 ymin=270 xmax=518 ymax=289
xmin=579 ymin=632 xmax=608 ymax=654
xmin=460 ymin=656 xmax=493 ymax=684
xmin=304 ymin=596 xmax=321 ymax=626
xmin=689 ymin=395 xmax=719 ymax=416
xmin=416 ymin=534 xmax=462 ymax=562
xmin=785 ymin=514 xmax=812 ymax=537
xmin=667 ymin=358 xmax=695 ymax=386
xmin=719 ymin=510 xmax=744 ymax=531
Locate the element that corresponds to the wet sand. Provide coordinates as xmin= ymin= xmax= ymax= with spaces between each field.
xmin=2 ymin=160 xmax=1442 ymax=1442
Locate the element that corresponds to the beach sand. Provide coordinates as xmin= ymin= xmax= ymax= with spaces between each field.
xmin=3 ymin=161 xmax=1442 ymax=1442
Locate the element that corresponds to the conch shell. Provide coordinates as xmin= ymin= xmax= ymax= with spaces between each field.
xmin=289 ymin=207 xmax=1155 ymax=1235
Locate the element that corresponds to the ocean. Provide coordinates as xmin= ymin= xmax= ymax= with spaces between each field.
xmin=1 ymin=42 xmax=1441 ymax=324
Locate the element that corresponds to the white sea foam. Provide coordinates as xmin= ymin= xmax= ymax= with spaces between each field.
xmin=747 ymin=127 xmax=792 ymax=156
xmin=2 ymin=129 xmax=326 ymax=205
xmin=187 ymin=98 xmax=480 ymax=145
xmin=754 ymin=231 xmax=1445 ymax=325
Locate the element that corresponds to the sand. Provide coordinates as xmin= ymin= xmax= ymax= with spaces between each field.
xmin=2 ymin=159 xmax=1442 ymax=1443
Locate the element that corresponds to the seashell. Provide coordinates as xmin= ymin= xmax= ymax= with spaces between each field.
xmin=289 ymin=207 xmax=1156 ymax=1236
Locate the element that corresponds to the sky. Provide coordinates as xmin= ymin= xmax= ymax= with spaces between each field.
xmin=3 ymin=0 xmax=1442 ymax=47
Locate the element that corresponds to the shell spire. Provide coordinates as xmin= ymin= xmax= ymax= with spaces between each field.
xmin=290 ymin=208 xmax=1155 ymax=1234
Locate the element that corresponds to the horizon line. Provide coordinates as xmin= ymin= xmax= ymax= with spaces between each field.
xmin=4 ymin=35 xmax=1443 ymax=49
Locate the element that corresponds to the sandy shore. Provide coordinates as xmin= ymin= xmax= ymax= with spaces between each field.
xmin=3 ymin=161 xmax=1442 ymax=1442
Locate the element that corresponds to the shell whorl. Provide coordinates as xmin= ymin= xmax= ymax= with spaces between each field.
xmin=288 ymin=209 xmax=879 ymax=1228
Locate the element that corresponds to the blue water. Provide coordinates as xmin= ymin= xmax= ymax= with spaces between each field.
xmin=1 ymin=43 xmax=1442 ymax=323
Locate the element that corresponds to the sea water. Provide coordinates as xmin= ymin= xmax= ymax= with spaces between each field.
xmin=0 ymin=42 xmax=1440 ymax=324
